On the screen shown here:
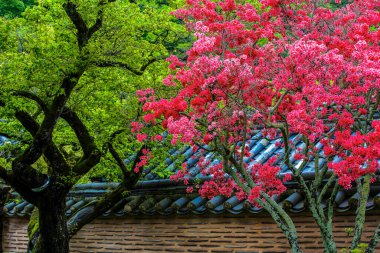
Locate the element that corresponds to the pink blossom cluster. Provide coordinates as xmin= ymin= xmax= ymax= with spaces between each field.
xmin=134 ymin=148 xmax=152 ymax=173
xmin=137 ymin=0 xmax=380 ymax=202
xmin=136 ymin=88 xmax=154 ymax=103
xmin=323 ymin=121 xmax=380 ymax=189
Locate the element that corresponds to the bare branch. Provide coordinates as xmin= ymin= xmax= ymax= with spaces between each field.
xmin=366 ymin=223 xmax=380 ymax=253
xmin=88 ymin=0 xmax=114 ymax=39
xmin=270 ymin=90 xmax=288 ymax=118
xmin=107 ymin=142 xmax=128 ymax=176
xmin=0 ymin=164 xmax=41 ymax=204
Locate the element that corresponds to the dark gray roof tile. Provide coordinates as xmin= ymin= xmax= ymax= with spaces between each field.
xmin=187 ymin=196 xmax=207 ymax=210
xmin=4 ymin=129 xmax=380 ymax=218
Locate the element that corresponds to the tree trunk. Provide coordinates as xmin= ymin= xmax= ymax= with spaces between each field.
xmin=321 ymin=228 xmax=337 ymax=253
xmin=0 ymin=214 xmax=3 ymax=253
xmin=351 ymin=175 xmax=371 ymax=250
xmin=35 ymin=195 xmax=69 ymax=253
xmin=0 ymin=186 xmax=10 ymax=253
xmin=365 ymin=222 xmax=380 ymax=253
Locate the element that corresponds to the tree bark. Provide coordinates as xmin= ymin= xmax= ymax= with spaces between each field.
xmin=0 ymin=214 xmax=3 ymax=253
xmin=365 ymin=222 xmax=380 ymax=253
xmin=351 ymin=175 xmax=371 ymax=250
xmin=35 ymin=194 xmax=69 ymax=253
xmin=0 ymin=186 xmax=10 ymax=253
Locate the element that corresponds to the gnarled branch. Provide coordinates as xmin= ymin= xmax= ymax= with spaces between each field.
xmin=13 ymin=72 xmax=81 ymax=170
xmin=15 ymin=111 xmax=70 ymax=175
xmin=88 ymin=0 xmax=112 ymax=39
xmin=0 ymin=164 xmax=39 ymax=204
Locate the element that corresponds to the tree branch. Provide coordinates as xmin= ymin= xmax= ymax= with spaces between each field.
xmin=88 ymin=0 xmax=112 ymax=39
xmin=12 ymin=91 xmax=49 ymax=114
xmin=60 ymin=107 xmax=101 ymax=176
xmin=351 ymin=175 xmax=371 ymax=250
xmin=0 ymin=166 xmax=11 ymax=185
xmin=15 ymin=111 xmax=70 ymax=175
xmin=0 ymin=165 xmax=39 ymax=204
xmin=365 ymin=223 xmax=380 ymax=253
xmin=67 ymin=145 xmax=147 ymax=237
xmin=96 ymin=58 xmax=158 ymax=75
xmin=105 ymin=130 xmax=129 ymax=177
xmin=60 ymin=107 xmax=96 ymax=157
xmin=12 ymin=72 xmax=81 ymax=170
xmin=63 ymin=1 xmax=89 ymax=50
xmin=64 ymin=0 xmax=113 ymax=50
xmin=108 ymin=143 xmax=128 ymax=175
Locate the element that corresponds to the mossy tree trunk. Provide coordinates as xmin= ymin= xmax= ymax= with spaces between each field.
xmin=26 ymin=145 xmax=147 ymax=253
xmin=35 ymin=193 xmax=69 ymax=253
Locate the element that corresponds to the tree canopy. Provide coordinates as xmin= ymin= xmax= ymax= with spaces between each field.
xmin=2 ymin=0 xmax=379 ymax=252
xmin=0 ymin=0 xmax=35 ymax=19
xmin=0 ymin=0 xmax=190 ymax=181
xmin=0 ymin=0 xmax=189 ymax=252
xmin=137 ymin=0 xmax=380 ymax=252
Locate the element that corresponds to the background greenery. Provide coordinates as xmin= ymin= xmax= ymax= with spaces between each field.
xmin=0 ymin=0 xmax=191 ymax=183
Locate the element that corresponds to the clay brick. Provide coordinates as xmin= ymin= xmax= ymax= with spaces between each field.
xmin=3 ymin=212 xmax=380 ymax=253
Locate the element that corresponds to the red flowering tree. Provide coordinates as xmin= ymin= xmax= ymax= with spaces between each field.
xmin=136 ymin=1 xmax=380 ymax=252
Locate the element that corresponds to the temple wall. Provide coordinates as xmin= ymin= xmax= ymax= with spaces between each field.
xmin=3 ymin=213 xmax=380 ymax=253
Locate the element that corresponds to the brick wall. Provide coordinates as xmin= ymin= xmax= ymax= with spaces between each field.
xmin=2 ymin=217 xmax=28 ymax=253
xmin=3 ymin=213 xmax=380 ymax=253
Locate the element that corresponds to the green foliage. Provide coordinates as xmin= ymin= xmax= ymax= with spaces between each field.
xmin=0 ymin=0 xmax=35 ymax=18
xmin=7 ymin=195 xmax=23 ymax=204
xmin=257 ymin=37 xmax=268 ymax=47
xmin=341 ymin=228 xmax=368 ymax=253
xmin=341 ymin=243 xmax=368 ymax=253
xmin=326 ymin=0 xmax=350 ymax=11
xmin=345 ymin=227 xmax=354 ymax=237
xmin=0 ymin=0 xmax=190 ymax=182
xmin=27 ymin=209 xmax=39 ymax=239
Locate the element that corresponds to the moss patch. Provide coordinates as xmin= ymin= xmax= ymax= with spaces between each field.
xmin=27 ymin=208 xmax=39 ymax=239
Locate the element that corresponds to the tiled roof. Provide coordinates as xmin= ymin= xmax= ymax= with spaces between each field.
xmin=142 ymin=132 xmax=354 ymax=181
xmin=2 ymin=131 xmax=380 ymax=217
xmin=4 ymin=182 xmax=380 ymax=217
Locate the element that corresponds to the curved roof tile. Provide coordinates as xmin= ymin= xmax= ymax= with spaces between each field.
xmin=3 ymin=130 xmax=380 ymax=218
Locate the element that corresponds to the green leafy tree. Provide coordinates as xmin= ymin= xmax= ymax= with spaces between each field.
xmin=0 ymin=0 xmax=189 ymax=252
xmin=0 ymin=0 xmax=35 ymax=18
